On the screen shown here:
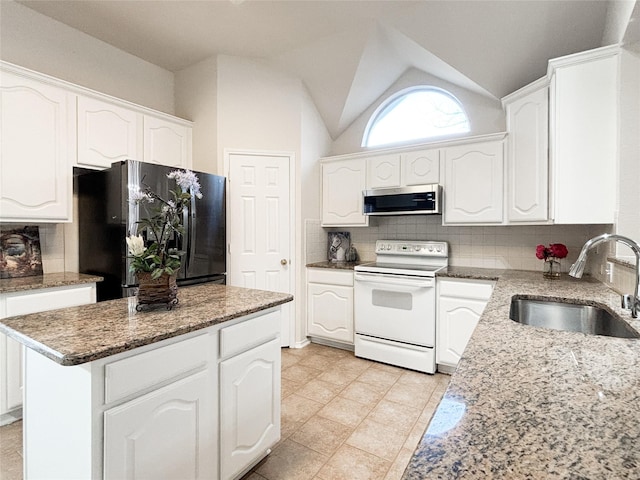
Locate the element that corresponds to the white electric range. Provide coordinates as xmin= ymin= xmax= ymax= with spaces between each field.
xmin=353 ymin=240 xmax=448 ymax=374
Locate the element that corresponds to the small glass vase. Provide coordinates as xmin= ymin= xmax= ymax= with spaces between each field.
xmin=543 ymin=258 xmax=561 ymax=279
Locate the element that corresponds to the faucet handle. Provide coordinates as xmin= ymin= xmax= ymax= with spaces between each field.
xmin=622 ymin=294 xmax=633 ymax=310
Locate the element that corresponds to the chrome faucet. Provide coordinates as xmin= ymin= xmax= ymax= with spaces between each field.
xmin=569 ymin=233 xmax=640 ymax=318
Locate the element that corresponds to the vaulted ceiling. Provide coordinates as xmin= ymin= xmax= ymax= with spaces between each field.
xmin=17 ymin=0 xmax=614 ymax=138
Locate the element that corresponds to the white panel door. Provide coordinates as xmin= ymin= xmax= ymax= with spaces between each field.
xmin=220 ymin=338 xmax=280 ymax=480
xmin=77 ymin=95 xmax=141 ymax=169
xmin=104 ymin=371 xmax=215 ymax=480
xmin=228 ymin=153 xmax=292 ymax=346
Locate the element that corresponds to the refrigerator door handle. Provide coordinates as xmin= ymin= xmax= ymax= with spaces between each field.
xmin=185 ymin=194 xmax=196 ymax=271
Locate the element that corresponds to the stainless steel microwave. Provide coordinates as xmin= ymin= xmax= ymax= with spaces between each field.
xmin=363 ymin=184 xmax=442 ymax=216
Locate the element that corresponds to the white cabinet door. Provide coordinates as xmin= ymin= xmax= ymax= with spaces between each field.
xmin=77 ymin=95 xmax=142 ymax=169
xmin=144 ymin=116 xmax=191 ymax=168
xmin=505 ymin=85 xmax=549 ymax=223
xmin=321 ymin=158 xmax=368 ymax=227
xmin=402 ymin=149 xmax=440 ymax=186
xmin=443 ymin=141 xmax=504 ymax=224
xmin=436 ymin=279 xmax=493 ymax=368
xmin=437 ymin=296 xmax=488 ymax=367
xmin=367 ymin=154 xmax=401 ymax=189
xmin=220 ymin=338 xmax=280 ymax=480
xmin=550 ymin=50 xmax=617 ymax=224
xmin=104 ymin=370 xmax=215 ymax=480
xmin=0 ymin=71 xmax=72 ymax=222
xmin=307 ymin=283 xmax=354 ymax=344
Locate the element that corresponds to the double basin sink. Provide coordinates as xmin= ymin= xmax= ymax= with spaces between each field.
xmin=510 ymin=296 xmax=640 ymax=339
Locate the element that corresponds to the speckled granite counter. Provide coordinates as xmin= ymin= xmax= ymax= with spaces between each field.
xmin=404 ymin=270 xmax=640 ymax=479
xmin=0 ymin=272 xmax=103 ymax=294
xmin=437 ymin=266 xmax=504 ymax=281
xmin=306 ymin=261 xmax=361 ymax=270
xmin=0 ymin=283 xmax=292 ymax=366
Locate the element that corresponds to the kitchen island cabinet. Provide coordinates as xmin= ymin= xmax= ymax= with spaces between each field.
xmin=0 ymin=283 xmax=292 ymax=480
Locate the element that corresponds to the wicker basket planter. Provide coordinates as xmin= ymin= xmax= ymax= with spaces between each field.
xmin=135 ymin=272 xmax=178 ymax=310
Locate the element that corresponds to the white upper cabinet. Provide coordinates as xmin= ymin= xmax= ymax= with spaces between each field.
xmin=443 ymin=140 xmax=504 ymax=224
xmin=322 ymin=157 xmax=368 ymax=227
xmin=367 ymin=154 xmax=401 ymax=189
xmin=0 ymin=71 xmax=73 ymax=222
xmin=77 ymin=95 xmax=142 ymax=169
xmin=548 ymin=46 xmax=618 ymax=224
xmin=144 ymin=115 xmax=192 ymax=168
xmin=503 ymin=80 xmax=549 ymax=223
xmin=402 ymin=149 xmax=440 ymax=186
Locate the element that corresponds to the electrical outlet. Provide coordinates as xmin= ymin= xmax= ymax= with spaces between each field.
xmin=606 ymin=261 xmax=614 ymax=283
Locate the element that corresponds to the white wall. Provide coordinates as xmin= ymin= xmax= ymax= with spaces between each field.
xmin=217 ymin=55 xmax=302 ymax=172
xmin=0 ymin=0 xmax=175 ymax=114
xmin=175 ymin=56 xmax=218 ymax=174
xmin=330 ymin=67 xmax=506 ymax=155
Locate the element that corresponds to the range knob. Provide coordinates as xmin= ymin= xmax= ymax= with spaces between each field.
xmin=414 ymin=246 xmax=421 ymax=252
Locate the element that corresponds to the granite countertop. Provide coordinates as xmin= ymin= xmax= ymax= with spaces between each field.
xmin=403 ymin=270 xmax=640 ymax=479
xmin=0 ymin=283 xmax=293 ymax=366
xmin=0 ymin=272 xmax=104 ymax=294
xmin=306 ymin=261 xmax=362 ymax=270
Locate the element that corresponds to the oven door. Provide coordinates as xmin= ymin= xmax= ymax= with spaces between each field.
xmin=354 ymin=272 xmax=436 ymax=347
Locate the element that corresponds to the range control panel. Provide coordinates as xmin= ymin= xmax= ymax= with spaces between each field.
xmin=374 ymin=240 xmax=448 ymax=257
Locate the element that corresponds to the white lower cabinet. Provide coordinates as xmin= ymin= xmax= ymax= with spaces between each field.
xmin=306 ymin=268 xmax=354 ymax=345
xmin=104 ymin=371 xmax=214 ymax=480
xmin=436 ymin=279 xmax=494 ymax=371
xmin=0 ymin=283 xmax=97 ymax=425
xmin=220 ymin=338 xmax=281 ymax=480
xmin=20 ymin=307 xmax=282 ymax=480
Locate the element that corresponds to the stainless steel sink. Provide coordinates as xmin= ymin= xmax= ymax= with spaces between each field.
xmin=509 ymin=297 xmax=640 ymax=339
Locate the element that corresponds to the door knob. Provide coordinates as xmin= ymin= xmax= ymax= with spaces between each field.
xmin=281 ymin=259 xmax=288 ymax=266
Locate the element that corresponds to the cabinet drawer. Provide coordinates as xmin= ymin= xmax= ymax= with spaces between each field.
xmin=104 ymin=333 xmax=210 ymax=404
xmin=4 ymin=284 xmax=96 ymax=316
xmin=438 ymin=279 xmax=495 ymax=300
xmin=220 ymin=310 xmax=280 ymax=360
xmin=307 ymin=268 xmax=354 ymax=287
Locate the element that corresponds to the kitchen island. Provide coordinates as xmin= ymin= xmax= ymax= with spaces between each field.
xmin=0 ymin=282 xmax=293 ymax=480
xmin=404 ymin=270 xmax=640 ymax=479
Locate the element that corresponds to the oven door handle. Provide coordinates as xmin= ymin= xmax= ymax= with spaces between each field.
xmin=354 ymin=272 xmax=434 ymax=288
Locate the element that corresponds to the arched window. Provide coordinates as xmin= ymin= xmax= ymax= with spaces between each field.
xmin=363 ymin=87 xmax=470 ymax=148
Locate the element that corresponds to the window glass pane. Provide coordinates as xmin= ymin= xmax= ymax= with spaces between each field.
xmin=364 ymin=88 xmax=470 ymax=147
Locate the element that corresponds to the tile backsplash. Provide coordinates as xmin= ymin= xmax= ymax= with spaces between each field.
xmin=319 ymin=216 xmax=612 ymax=275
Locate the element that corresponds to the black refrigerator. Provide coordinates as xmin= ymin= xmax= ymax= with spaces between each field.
xmin=77 ymin=160 xmax=226 ymax=301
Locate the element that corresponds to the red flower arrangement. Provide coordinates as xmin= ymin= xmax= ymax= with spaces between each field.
xmin=536 ymin=243 xmax=568 ymax=260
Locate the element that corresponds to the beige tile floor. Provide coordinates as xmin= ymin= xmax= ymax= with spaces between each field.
xmin=0 ymin=343 xmax=449 ymax=480
xmin=243 ymin=343 xmax=449 ymax=480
